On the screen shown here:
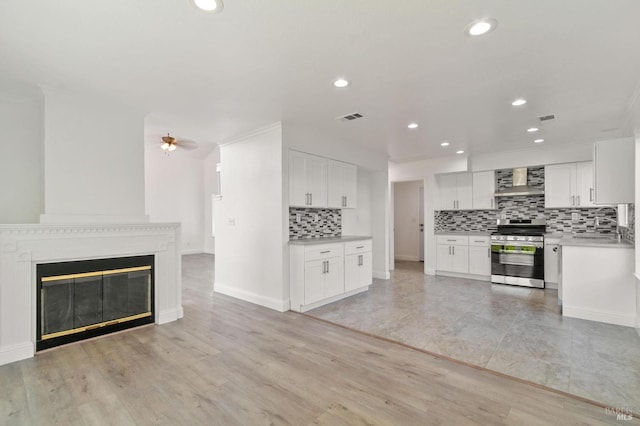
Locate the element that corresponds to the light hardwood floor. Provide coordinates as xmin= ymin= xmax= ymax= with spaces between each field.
xmin=0 ymin=254 xmax=624 ymax=425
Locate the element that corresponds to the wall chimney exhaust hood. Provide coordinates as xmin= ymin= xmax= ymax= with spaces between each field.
xmin=494 ymin=167 xmax=544 ymax=197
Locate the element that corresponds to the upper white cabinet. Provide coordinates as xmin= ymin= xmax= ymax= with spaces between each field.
xmin=438 ymin=173 xmax=472 ymax=210
xmin=289 ymin=150 xmax=327 ymax=208
xmin=545 ymin=162 xmax=594 ymax=208
xmin=472 ymin=171 xmax=496 ymax=210
xmin=593 ymin=138 xmax=635 ymax=204
xmin=328 ymin=160 xmax=357 ymax=209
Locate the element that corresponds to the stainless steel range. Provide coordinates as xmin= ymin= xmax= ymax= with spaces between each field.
xmin=490 ymin=219 xmax=545 ymax=288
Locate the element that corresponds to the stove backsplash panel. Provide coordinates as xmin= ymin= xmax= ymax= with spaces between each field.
xmin=289 ymin=208 xmax=341 ymax=239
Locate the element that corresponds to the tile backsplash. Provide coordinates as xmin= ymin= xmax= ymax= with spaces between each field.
xmin=289 ymin=208 xmax=341 ymax=239
xmin=435 ymin=165 xmax=624 ymax=237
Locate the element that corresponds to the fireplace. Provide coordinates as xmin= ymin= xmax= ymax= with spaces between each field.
xmin=36 ymin=255 xmax=155 ymax=351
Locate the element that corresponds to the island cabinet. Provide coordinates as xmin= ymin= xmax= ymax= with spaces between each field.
xmin=289 ymin=150 xmax=328 ymax=208
xmin=290 ymin=238 xmax=372 ymax=312
xmin=545 ymin=161 xmax=595 ymax=208
xmin=327 ymin=159 xmax=357 ymax=209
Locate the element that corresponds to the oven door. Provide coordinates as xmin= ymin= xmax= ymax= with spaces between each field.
xmin=491 ymin=241 xmax=544 ymax=288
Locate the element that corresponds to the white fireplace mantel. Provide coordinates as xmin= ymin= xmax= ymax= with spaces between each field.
xmin=0 ymin=223 xmax=183 ymax=366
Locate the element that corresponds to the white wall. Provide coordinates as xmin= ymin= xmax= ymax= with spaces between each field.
xmin=40 ymin=87 xmax=147 ymax=223
xmin=145 ymin=145 xmax=205 ymax=254
xmin=0 ymin=81 xmax=44 ymax=223
xmin=203 ymin=146 xmax=220 ymax=254
xmin=214 ymin=123 xmax=287 ymax=311
xmin=393 ymin=180 xmax=422 ymax=262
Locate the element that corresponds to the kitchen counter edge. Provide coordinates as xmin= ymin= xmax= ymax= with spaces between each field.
xmin=289 ymin=236 xmax=372 ymax=246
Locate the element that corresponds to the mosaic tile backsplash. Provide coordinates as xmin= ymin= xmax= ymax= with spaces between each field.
xmin=435 ymin=165 xmax=630 ymax=239
xmin=289 ymin=208 xmax=341 ymax=239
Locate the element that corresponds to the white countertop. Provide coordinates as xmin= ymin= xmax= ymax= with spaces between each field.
xmin=289 ymin=235 xmax=372 ymax=246
xmin=435 ymin=231 xmax=492 ymax=236
xmin=559 ymin=236 xmax=634 ymax=249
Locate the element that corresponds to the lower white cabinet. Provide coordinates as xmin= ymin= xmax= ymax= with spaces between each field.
xmin=290 ymin=239 xmax=372 ymax=312
xmin=437 ymin=234 xmax=490 ymax=279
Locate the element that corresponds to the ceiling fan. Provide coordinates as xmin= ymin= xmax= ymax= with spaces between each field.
xmin=160 ymin=133 xmax=198 ymax=152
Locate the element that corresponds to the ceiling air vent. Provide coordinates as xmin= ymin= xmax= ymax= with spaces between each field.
xmin=336 ymin=112 xmax=364 ymax=122
xmin=539 ymin=114 xmax=556 ymax=122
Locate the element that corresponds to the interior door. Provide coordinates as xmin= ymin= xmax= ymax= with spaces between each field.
xmin=419 ymin=186 xmax=424 ymax=262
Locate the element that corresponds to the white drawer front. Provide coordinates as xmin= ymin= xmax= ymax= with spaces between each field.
xmin=344 ymin=240 xmax=372 ymax=255
xmin=468 ymin=236 xmax=490 ymax=247
xmin=436 ymin=235 xmax=469 ymax=246
xmin=305 ymin=243 xmax=344 ymax=261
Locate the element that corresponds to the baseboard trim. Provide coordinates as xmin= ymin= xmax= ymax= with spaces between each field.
xmin=296 ymin=286 xmax=369 ymax=313
xmin=373 ymin=270 xmax=391 ymax=280
xmin=181 ymin=249 xmax=204 ymax=255
xmin=157 ymin=307 xmax=184 ymax=324
xmin=0 ymin=342 xmax=34 ymax=366
xmin=394 ymin=255 xmax=420 ymax=262
xmin=426 ymin=268 xmax=436 ymax=276
xmin=563 ymin=305 xmax=635 ymax=327
xmin=214 ymin=283 xmax=289 ymax=312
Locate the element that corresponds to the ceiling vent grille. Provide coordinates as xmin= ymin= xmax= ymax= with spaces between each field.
xmin=539 ymin=114 xmax=556 ymax=122
xmin=336 ymin=112 xmax=364 ymax=122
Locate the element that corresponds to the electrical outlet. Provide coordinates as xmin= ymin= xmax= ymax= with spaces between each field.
xmin=296 ymin=213 xmax=301 ymax=222
xmin=228 ymin=217 xmax=236 ymax=226
xmin=314 ymin=213 xmax=319 ymax=222
xmin=571 ymin=212 xmax=580 ymax=221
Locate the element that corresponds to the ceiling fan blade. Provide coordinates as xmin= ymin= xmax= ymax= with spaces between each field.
xmin=177 ymin=139 xmax=198 ymax=151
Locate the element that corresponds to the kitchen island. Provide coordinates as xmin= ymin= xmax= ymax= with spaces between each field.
xmin=560 ymin=236 xmax=635 ymax=327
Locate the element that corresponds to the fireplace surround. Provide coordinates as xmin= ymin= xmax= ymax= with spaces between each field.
xmin=0 ymin=223 xmax=182 ymax=366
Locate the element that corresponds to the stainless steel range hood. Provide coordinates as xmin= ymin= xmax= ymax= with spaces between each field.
xmin=494 ymin=167 xmax=544 ymax=197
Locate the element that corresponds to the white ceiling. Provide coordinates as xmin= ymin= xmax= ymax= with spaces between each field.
xmin=2 ymin=0 xmax=640 ymax=161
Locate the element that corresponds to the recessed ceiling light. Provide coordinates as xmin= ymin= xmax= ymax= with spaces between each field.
xmin=333 ymin=78 xmax=350 ymax=88
xmin=192 ymin=0 xmax=224 ymax=12
xmin=512 ymin=99 xmax=527 ymax=106
xmin=408 ymin=123 xmax=418 ymax=129
xmin=465 ymin=19 xmax=497 ymax=37
xmin=441 ymin=141 xmax=450 ymax=147
xmin=527 ymin=127 xmax=539 ymax=133
xmin=456 ymin=150 xmax=465 ymax=154
xmin=534 ymin=139 xmax=544 ymax=143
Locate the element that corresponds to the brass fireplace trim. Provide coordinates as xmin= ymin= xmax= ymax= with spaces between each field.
xmin=41 ymin=265 xmax=152 ymax=283
xmin=41 ymin=312 xmax=152 ymax=340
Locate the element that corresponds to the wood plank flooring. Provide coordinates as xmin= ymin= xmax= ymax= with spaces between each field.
xmin=0 ymin=254 xmax=627 ymax=425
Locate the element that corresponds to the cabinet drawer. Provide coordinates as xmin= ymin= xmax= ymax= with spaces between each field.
xmin=344 ymin=240 xmax=372 ymax=255
xmin=436 ymin=235 xmax=469 ymax=245
xmin=468 ymin=236 xmax=490 ymax=247
xmin=305 ymin=243 xmax=344 ymax=261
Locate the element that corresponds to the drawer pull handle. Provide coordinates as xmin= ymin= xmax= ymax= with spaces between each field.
xmin=356 ymin=246 xmax=364 ymax=249
xmin=447 ymin=239 xmax=456 ymax=242
xmin=320 ymin=250 xmax=330 ymax=254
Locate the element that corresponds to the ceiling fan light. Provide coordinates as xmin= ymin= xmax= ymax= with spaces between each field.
xmin=161 ymin=142 xmax=170 ymax=151
xmin=168 ymin=144 xmax=177 ymax=152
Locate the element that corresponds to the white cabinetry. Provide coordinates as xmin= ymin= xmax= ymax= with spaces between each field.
xmin=593 ymin=138 xmax=635 ymax=204
xmin=289 ymin=150 xmax=327 ymax=208
xmin=328 ymin=160 xmax=357 ymax=209
xmin=468 ymin=236 xmax=491 ymax=276
xmin=437 ymin=173 xmax=472 ymax=210
xmin=290 ymin=239 xmax=372 ymax=312
xmin=545 ymin=162 xmax=594 ymax=208
xmin=544 ymin=237 xmax=560 ymax=289
xmin=344 ymin=240 xmax=373 ymax=292
xmin=436 ymin=235 xmax=469 ymax=274
xmin=472 ymin=171 xmax=496 ymax=210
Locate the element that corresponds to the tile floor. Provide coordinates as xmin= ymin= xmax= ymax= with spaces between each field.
xmin=307 ymin=261 xmax=640 ymax=412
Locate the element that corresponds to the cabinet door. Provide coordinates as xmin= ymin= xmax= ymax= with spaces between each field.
xmin=325 ymin=257 xmax=344 ymax=298
xmin=436 ymin=244 xmax=452 ymax=272
xmin=456 ymin=174 xmax=473 ymax=210
xmin=438 ymin=175 xmax=458 ymax=210
xmin=306 ymin=155 xmax=328 ymax=208
xmin=472 ymin=171 xmax=496 ymax=210
xmin=289 ymin=151 xmax=309 ymax=207
xmin=359 ymin=252 xmax=373 ymax=287
xmin=544 ymin=245 xmax=559 ymax=284
xmin=575 ymin=162 xmax=595 ymax=207
xmin=545 ymin=163 xmax=576 ymax=208
xmin=344 ymin=254 xmax=360 ymax=292
xmin=451 ymin=245 xmax=469 ymax=273
xmin=304 ymin=260 xmax=325 ymax=304
xmin=468 ymin=246 xmax=491 ymax=276
xmin=327 ymin=160 xmax=358 ymax=209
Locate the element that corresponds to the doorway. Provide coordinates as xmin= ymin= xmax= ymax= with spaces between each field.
xmin=393 ymin=180 xmax=424 ymax=264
